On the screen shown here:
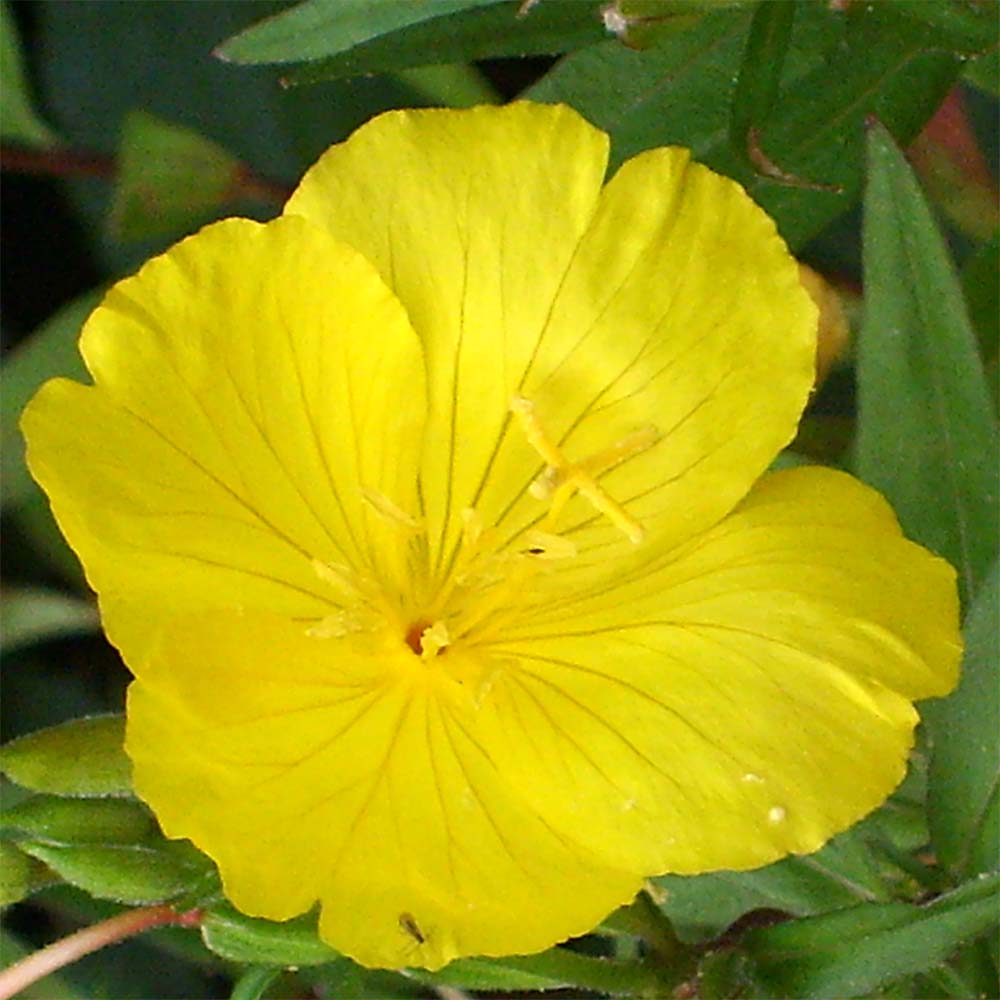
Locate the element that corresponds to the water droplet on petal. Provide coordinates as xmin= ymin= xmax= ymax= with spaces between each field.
xmin=767 ymin=805 xmax=787 ymax=824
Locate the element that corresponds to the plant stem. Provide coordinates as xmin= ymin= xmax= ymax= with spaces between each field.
xmin=0 ymin=144 xmax=292 ymax=207
xmin=0 ymin=904 xmax=203 ymax=999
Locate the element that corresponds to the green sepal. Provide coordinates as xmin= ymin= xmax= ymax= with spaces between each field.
xmin=16 ymin=838 xmax=217 ymax=906
xmin=0 ymin=715 xmax=132 ymax=798
xmin=1 ymin=794 xmax=156 ymax=846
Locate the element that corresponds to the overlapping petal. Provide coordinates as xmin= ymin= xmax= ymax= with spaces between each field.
xmin=127 ymin=612 xmax=640 ymax=970
xmin=474 ymin=467 xmax=961 ymax=874
xmin=22 ymin=216 xmax=426 ymax=664
xmin=285 ymin=103 xmax=816 ymax=579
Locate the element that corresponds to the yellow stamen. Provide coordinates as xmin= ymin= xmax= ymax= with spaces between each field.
xmin=510 ymin=395 xmax=653 ymax=544
xmin=360 ymin=487 xmax=423 ymax=533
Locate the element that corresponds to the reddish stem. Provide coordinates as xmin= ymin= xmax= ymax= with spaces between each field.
xmin=0 ymin=904 xmax=203 ymax=999
xmin=0 ymin=143 xmax=292 ymax=206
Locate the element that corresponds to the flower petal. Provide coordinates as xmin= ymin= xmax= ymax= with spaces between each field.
xmin=127 ymin=611 xmax=640 ymax=970
xmin=22 ymin=216 xmax=426 ymax=663
xmin=284 ymin=103 xmax=611 ymax=569
xmin=473 ymin=467 xmax=960 ymax=875
xmin=285 ymin=104 xmax=815 ymax=576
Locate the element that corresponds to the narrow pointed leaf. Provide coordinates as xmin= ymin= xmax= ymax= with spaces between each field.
xmin=219 ymin=0 xmax=607 ymax=83
xmin=0 ymin=715 xmax=132 ymax=797
xmin=927 ymin=559 xmax=1000 ymax=876
xmin=745 ymin=873 xmax=1000 ymax=999
xmin=855 ymin=122 xmax=999 ymax=605
xmin=284 ymin=2 xmax=608 ymax=84
xmin=217 ymin=0 xmax=500 ymax=64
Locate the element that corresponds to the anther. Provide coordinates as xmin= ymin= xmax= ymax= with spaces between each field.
xmin=360 ymin=487 xmax=423 ymax=532
xmin=510 ymin=395 xmax=655 ymax=545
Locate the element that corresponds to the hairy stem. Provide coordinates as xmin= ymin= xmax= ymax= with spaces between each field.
xmin=0 ymin=904 xmax=203 ymax=999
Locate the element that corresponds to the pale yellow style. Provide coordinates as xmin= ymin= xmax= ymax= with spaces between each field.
xmin=22 ymin=103 xmax=961 ymax=970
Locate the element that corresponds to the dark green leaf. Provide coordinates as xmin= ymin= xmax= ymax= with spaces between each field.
xmin=529 ymin=0 xmax=966 ymax=249
xmin=217 ymin=0 xmax=501 ymax=64
xmin=855 ymin=123 xmax=999 ymax=604
xmin=745 ymin=872 xmax=1000 ymax=998
xmin=927 ymin=559 xmax=1000 ymax=876
xmin=1 ymin=289 xmax=100 ymax=509
xmin=728 ymin=0 xmax=795 ymax=154
xmin=0 ymin=715 xmax=132 ymax=797
xmin=1 ymin=795 xmax=156 ymax=846
xmin=0 ymin=840 xmax=57 ymax=906
xmin=885 ymin=0 xmax=998 ymax=54
xmin=109 ymin=111 xmax=243 ymax=242
xmin=0 ymin=587 xmax=99 ymax=652
xmin=0 ymin=0 xmax=57 ymax=147
xmin=281 ymin=1 xmax=609 ymax=85
xmin=16 ymin=839 xmax=213 ymax=905
xmin=201 ymin=904 xmax=341 ymax=966
xmin=652 ymin=824 xmax=891 ymax=943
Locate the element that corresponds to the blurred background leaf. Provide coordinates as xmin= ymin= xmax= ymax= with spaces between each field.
xmin=0 ymin=0 xmax=56 ymax=147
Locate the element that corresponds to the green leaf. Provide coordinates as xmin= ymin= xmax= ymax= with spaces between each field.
xmin=278 ymin=1 xmax=610 ymax=85
xmin=217 ymin=0 xmax=501 ymax=64
xmin=854 ymin=122 xmax=999 ymax=605
xmin=0 ymin=715 xmax=132 ymax=797
xmin=885 ymin=0 xmax=999 ymax=54
xmin=1 ymin=795 xmax=156 ymax=846
xmin=927 ymin=559 xmax=1000 ymax=876
xmin=529 ymin=0 xmax=967 ymax=249
xmin=728 ymin=0 xmax=795 ymax=155
xmin=109 ymin=111 xmax=244 ymax=242
xmin=1 ymin=289 xmax=100 ymax=509
xmin=652 ymin=824 xmax=891 ymax=943
xmin=0 ymin=0 xmax=57 ymax=147
xmin=229 ymin=966 xmax=283 ymax=1000
xmin=744 ymin=872 xmax=1000 ymax=999
xmin=17 ymin=838 xmax=215 ymax=905
xmin=394 ymin=63 xmax=500 ymax=108
xmin=419 ymin=948 xmax=674 ymax=995
xmin=201 ymin=904 xmax=341 ymax=966
xmin=0 ymin=840 xmax=57 ymax=906
xmin=964 ymin=47 xmax=999 ymax=96
xmin=0 ymin=587 xmax=99 ymax=652
xmin=962 ymin=232 xmax=999 ymax=413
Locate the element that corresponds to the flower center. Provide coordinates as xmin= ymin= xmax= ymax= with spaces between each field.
xmin=310 ymin=396 xmax=658 ymax=673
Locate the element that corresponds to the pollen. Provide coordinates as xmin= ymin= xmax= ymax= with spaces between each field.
xmin=510 ymin=395 xmax=657 ymax=544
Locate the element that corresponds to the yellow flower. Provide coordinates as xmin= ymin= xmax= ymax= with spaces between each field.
xmin=21 ymin=103 xmax=960 ymax=971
